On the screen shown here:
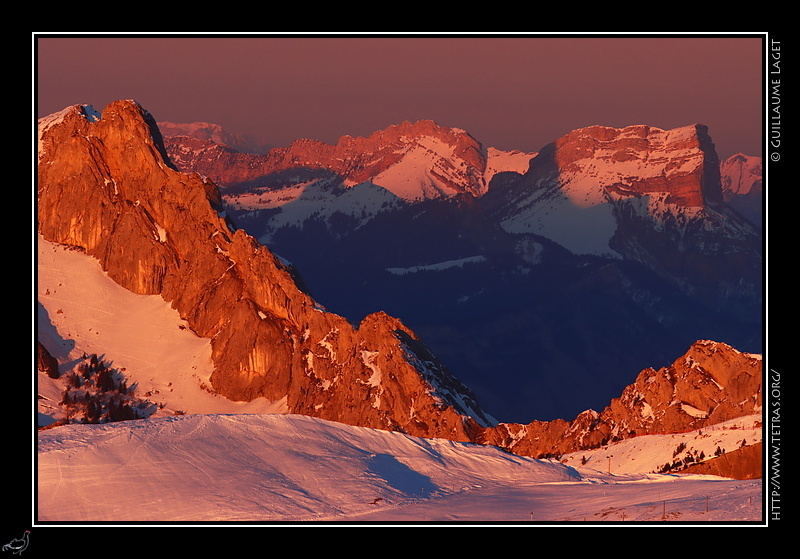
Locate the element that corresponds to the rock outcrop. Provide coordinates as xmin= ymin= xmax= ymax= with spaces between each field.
xmin=37 ymin=100 xmax=492 ymax=442
xmin=479 ymin=340 xmax=762 ymax=458
xmin=36 ymin=341 xmax=59 ymax=379
xmin=678 ymin=442 xmax=762 ymax=480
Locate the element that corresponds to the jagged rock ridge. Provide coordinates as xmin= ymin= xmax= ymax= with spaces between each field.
xmin=37 ymin=100 xmax=492 ymax=442
xmin=163 ymin=119 xmax=491 ymax=201
xmin=480 ymin=340 xmax=762 ymax=459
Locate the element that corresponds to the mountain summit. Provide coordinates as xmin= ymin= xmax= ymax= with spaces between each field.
xmin=37 ymin=100 xmax=493 ymax=441
xmin=164 ymin=118 xmax=492 ymax=201
xmin=488 ymin=123 xmax=729 ymax=255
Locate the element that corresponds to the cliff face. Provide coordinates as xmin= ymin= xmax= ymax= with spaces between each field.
xmin=543 ymin=124 xmax=722 ymax=207
xmin=490 ymin=123 xmax=723 ymax=223
xmin=37 ymin=100 xmax=491 ymax=441
xmin=496 ymin=123 xmax=760 ymax=320
xmin=480 ymin=340 xmax=762 ymax=458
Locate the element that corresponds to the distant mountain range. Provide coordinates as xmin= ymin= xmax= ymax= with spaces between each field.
xmin=160 ymin=117 xmax=763 ymax=423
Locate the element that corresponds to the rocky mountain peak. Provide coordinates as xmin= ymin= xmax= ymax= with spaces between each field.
xmin=479 ymin=340 xmax=761 ymax=458
xmin=718 ymin=153 xmax=763 ymax=228
xmin=162 ymin=119 xmax=489 ymax=201
xmin=37 ymin=99 xmax=492 ymax=441
xmin=266 ymin=119 xmax=488 ymax=198
xmin=539 ymin=123 xmax=723 ymax=208
xmin=375 ymin=119 xmax=484 ymax=161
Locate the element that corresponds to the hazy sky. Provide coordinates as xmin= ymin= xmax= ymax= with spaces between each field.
xmin=35 ymin=33 xmax=765 ymax=159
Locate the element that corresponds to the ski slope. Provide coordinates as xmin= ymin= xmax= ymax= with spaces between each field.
xmin=37 ymin=412 xmax=762 ymax=524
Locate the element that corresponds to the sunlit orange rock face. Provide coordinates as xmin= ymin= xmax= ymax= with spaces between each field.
xmin=549 ymin=124 xmax=723 ymax=207
xmin=479 ymin=340 xmax=762 ymax=458
xmin=679 ymin=442 xmax=762 ymax=480
xmin=37 ymin=100 xmax=491 ymax=442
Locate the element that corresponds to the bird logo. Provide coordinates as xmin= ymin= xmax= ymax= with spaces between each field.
xmin=2 ymin=531 xmax=29 ymax=556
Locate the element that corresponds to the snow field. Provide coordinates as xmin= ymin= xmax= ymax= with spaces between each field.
xmin=36 ymin=412 xmax=761 ymax=523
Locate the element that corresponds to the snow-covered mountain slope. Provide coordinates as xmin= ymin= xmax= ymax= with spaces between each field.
xmin=386 ymin=255 xmax=488 ymax=276
xmin=36 ymin=232 xmax=763 ymax=480
xmin=720 ymin=153 xmax=763 ymax=228
xmin=36 ymin=231 xmax=763 ymax=522
xmin=721 ymin=153 xmax=762 ymax=199
xmin=366 ymin=133 xmax=484 ymax=201
xmin=225 ymin=173 xmax=405 ymax=243
xmin=485 ymin=146 xmax=537 ymax=182
xmin=37 ymin=412 xmax=762 ymax=523
xmin=560 ymin=414 xmax=762 ymax=476
xmin=37 ymin=235 xmax=288 ymax=423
